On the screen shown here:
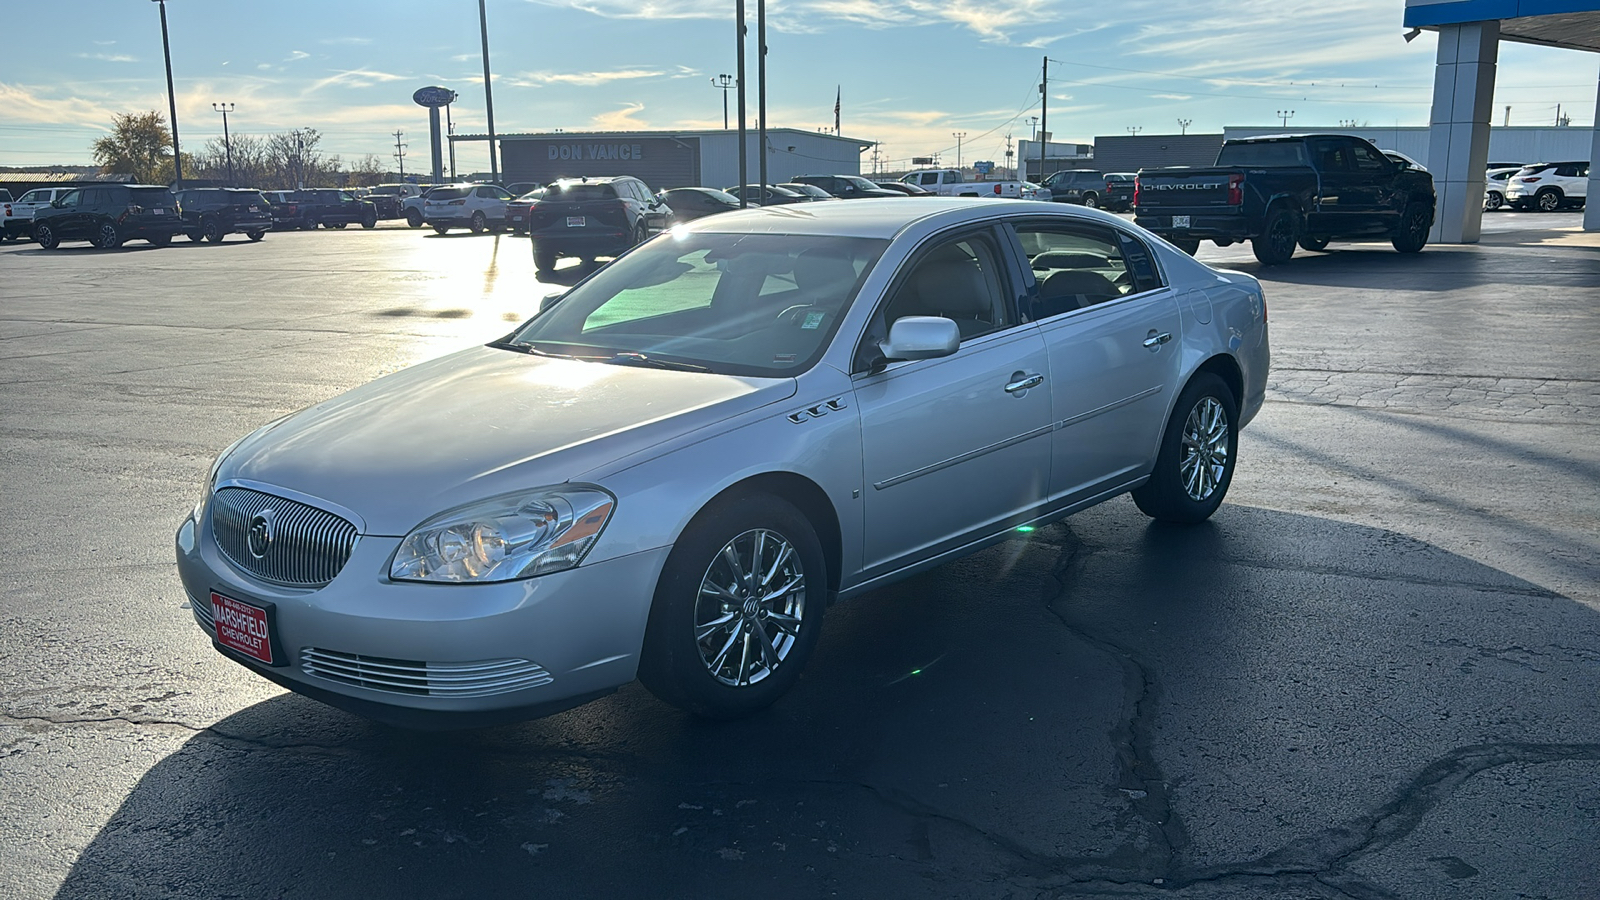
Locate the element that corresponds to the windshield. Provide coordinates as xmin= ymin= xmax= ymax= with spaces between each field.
xmin=506 ymin=232 xmax=888 ymax=377
xmin=1216 ymin=141 xmax=1309 ymax=167
xmin=841 ymin=176 xmax=880 ymax=192
xmin=546 ymin=183 xmax=619 ymax=201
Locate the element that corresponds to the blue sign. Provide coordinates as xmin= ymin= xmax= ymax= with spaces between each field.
xmin=973 ymin=160 xmax=995 ymax=174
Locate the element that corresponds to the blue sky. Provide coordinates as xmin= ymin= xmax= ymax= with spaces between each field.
xmin=2 ymin=0 xmax=1596 ymax=174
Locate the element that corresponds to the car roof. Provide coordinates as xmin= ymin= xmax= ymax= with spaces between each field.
xmin=677 ymin=196 xmax=1125 ymax=240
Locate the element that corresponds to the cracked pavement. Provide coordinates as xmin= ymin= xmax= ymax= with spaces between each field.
xmin=2 ymin=217 xmax=1597 ymax=899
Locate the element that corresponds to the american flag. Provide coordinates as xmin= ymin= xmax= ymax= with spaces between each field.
xmin=834 ymin=87 xmax=840 ymax=135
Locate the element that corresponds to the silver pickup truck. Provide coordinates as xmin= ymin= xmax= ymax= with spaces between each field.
xmin=2 ymin=187 xmax=76 ymax=241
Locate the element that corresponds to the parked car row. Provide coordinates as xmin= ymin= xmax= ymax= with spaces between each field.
xmin=1492 ymin=161 xmax=1589 ymax=212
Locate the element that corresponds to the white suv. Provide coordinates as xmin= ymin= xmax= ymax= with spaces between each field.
xmin=1505 ymin=161 xmax=1589 ymax=212
xmin=422 ymin=183 xmax=513 ymax=234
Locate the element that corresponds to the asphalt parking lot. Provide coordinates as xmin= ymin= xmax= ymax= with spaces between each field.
xmin=1 ymin=212 xmax=1597 ymax=900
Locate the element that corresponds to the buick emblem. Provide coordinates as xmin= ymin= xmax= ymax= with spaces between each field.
xmin=247 ymin=509 xmax=276 ymax=559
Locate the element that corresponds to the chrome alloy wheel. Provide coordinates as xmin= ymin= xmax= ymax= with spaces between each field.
xmin=1179 ymin=397 xmax=1230 ymax=501
xmin=694 ymin=528 xmax=806 ymax=687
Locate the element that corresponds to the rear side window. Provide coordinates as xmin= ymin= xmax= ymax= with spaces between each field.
xmin=1216 ymin=141 xmax=1309 ymax=167
xmin=1012 ymin=223 xmax=1135 ymax=319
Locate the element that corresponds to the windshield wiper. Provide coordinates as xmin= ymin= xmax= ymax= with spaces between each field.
xmin=604 ymin=352 xmax=712 ymax=373
xmin=486 ymin=340 xmax=572 ymax=359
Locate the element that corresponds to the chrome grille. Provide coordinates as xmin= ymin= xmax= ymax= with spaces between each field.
xmin=212 ymin=487 xmax=358 ymax=587
xmin=301 ymin=648 xmax=554 ymax=698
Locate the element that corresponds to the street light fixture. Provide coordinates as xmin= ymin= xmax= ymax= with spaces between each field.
xmin=1277 ymin=109 xmax=1296 ymax=127
xmin=1127 ymin=126 xmax=1143 ymax=136
xmin=711 ymin=74 xmax=735 ymax=129
xmin=151 ymin=0 xmax=183 ymax=186
xmin=212 ymin=102 xmax=235 ymax=185
xmin=478 ymin=0 xmax=499 ymax=184
xmin=1177 ymin=118 xmax=1192 ymax=135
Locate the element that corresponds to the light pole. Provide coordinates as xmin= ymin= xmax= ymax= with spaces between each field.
xmin=1177 ymin=118 xmax=1192 ymax=135
xmin=952 ymin=131 xmax=967 ymax=169
xmin=711 ymin=74 xmax=734 ymax=129
xmin=1127 ymin=126 xmax=1142 ymax=136
xmin=151 ymin=0 xmax=183 ymax=186
xmin=212 ymin=102 xmax=235 ymax=185
xmin=1277 ymin=109 xmax=1295 ymax=127
xmin=478 ymin=0 xmax=499 ymax=184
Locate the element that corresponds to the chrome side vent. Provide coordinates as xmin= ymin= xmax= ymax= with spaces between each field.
xmin=301 ymin=649 xmax=555 ymax=698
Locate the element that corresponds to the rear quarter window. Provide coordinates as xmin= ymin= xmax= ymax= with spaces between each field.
xmin=1216 ymin=142 xmax=1310 ymax=167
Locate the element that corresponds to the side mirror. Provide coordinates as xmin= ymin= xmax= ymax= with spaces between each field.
xmin=878 ymin=316 xmax=961 ymax=363
xmin=540 ymin=289 xmax=568 ymax=311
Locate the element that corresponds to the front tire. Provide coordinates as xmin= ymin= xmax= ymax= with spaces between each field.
xmin=432 ymin=224 xmax=450 ymax=235
xmin=329 ymin=222 xmax=348 ymax=229
xmin=1132 ymin=373 xmax=1238 ymax=523
xmin=469 ymin=211 xmax=486 ymax=234
xmin=1298 ymin=235 xmax=1331 ymax=252
xmin=1391 ymin=203 xmax=1431 ymax=253
xmin=147 ymin=232 xmax=172 ymax=247
xmin=245 ymin=230 xmax=265 ymax=242
xmin=405 ymin=208 xmax=424 ymax=228
xmin=638 ymin=494 xmax=827 ymax=719
xmin=34 ymin=222 xmax=59 ymax=249
xmin=203 ymin=219 xmax=224 ymax=243
xmin=361 ymin=212 xmax=377 ymax=229
xmin=1252 ymin=206 xmax=1299 ymax=266
xmin=1484 ymin=190 xmax=1503 ymax=211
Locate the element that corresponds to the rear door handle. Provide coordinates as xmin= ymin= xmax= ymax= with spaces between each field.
xmin=1143 ymin=331 xmax=1173 ymax=349
xmin=1004 ymin=373 xmax=1044 ymax=394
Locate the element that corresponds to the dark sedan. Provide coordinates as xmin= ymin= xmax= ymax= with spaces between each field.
xmin=723 ymin=184 xmax=809 ymax=206
xmin=659 ymin=187 xmax=745 ymax=222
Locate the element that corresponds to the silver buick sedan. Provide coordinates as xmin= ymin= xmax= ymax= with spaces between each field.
xmin=176 ymin=198 xmax=1269 ymax=727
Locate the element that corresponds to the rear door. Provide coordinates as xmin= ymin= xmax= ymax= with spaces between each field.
xmin=1304 ymin=137 xmax=1357 ymax=235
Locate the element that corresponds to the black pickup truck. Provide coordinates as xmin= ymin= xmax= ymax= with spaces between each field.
xmin=1133 ymin=134 xmax=1436 ymax=265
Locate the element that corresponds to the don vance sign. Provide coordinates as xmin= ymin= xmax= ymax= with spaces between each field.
xmin=548 ymin=143 xmax=647 ymax=161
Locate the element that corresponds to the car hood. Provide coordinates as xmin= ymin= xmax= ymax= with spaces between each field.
xmin=218 ymin=345 xmax=797 ymax=535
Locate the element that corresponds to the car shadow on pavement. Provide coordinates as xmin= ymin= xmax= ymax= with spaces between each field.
xmin=51 ymin=504 xmax=1600 ymax=900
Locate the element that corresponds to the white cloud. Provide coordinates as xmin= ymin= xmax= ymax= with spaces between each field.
xmin=286 ymin=50 xmax=311 ymax=62
xmin=510 ymin=68 xmax=667 ymax=87
xmin=306 ymin=69 xmax=411 ymax=92
xmin=591 ymin=101 xmax=650 ymax=130
xmin=75 ymin=53 xmax=137 ymax=63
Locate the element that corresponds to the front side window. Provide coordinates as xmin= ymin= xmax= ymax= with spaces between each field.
xmin=879 ymin=233 xmax=1013 ymax=341
xmin=1013 ymin=223 xmax=1142 ymax=319
xmin=507 ymin=233 xmax=887 ymax=377
xmin=58 ymin=190 xmax=81 ymax=208
xmin=1351 ymin=143 xmax=1388 ymax=171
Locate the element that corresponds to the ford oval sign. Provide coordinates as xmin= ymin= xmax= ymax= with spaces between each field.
xmin=413 ymin=86 xmax=456 ymax=108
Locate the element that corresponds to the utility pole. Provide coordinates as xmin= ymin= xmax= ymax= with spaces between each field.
xmin=213 ymin=103 xmax=235 ymax=185
xmin=1277 ymin=109 xmax=1295 ymax=127
xmin=152 ymin=0 xmax=183 ymax=186
xmin=1004 ymin=133 xmax=1014 ymax=178
xmin=952 ymin=132 xmax=967 ymax=169
xmin=711 ymin=74 xmax=735 ymax=129
xmin=735 ymin=0 xmax=748 ymax=207
xmin=1177 ymin=118 xmax=1192 ymax=135
xmin=292 ymin=129 xmax=307 ymax=188
xmin=393 ymin=130 xmax=407 ymax=181
xmin=477 ymin=0 xmax=499 ymax=183
xmin=1503 ymin=105 xmax=1511 ymax=127
xmin=757 ymin=0 xmax=767 ymax=194
xmin=1038 ymin=57 xmax=1047 ymax=184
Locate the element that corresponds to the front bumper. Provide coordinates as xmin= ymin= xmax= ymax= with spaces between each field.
xmin=175 ymin=512 xmax=670 ymax=728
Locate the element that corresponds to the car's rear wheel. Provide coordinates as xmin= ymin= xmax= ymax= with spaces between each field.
xmin=1536 ymin=188 xmax=1563 ymax=212
xmin=1298 ymin=235 xmax=1331 ymax=252
xmin=302 ymin=216 xmax=319 ymax=231
xmin=246 ymin=230 xmax=265 ymax=242
xmin=361 ymin=212 xmax=377 ymax=229
xmin=632 ymin=223 xmax=648 ymax=246
xmin=1169 ymin=238 xmax=1200 ymax=256
xmin=533 ymin=245 xmax=557 ymax=273
xmin=1132 ymin=373 xmax=1238 ymax=523
xmin=1082 ymin=192 xmax=1099 ymax=209
xmin=185 ymin=230 xmax=203 ymax=242
xmin=330 ymin=222 xmax=348 ymax=229
xmin=1252 ymin=206 xmax=1299 ymax=265
xmin=1391 ymin=203 xmax=1431 ymax=254
xmin=1484 ymin=190 xmax=1503 ymax=211
xmin=432 ymin=225 xmax=450 ymax=235
xmin=405 ymin=209 xmax=424 ymax=228
xmin=468 ymin=211 xmax=486 ymax=234
xmin=638 ymin=493 xmax=826 ymax=718
xmin=203 ymin=219 xmax=224 ymax=243
xmin=34 ymin=222 xmax=59 ymax=249
xmin=95 ymin=220 xmax=122 ymax=250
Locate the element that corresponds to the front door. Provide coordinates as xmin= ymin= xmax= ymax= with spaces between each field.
xmin=852 ymin=229 xmax=1053 ymax=577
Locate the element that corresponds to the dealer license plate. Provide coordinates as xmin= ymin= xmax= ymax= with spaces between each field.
xmin=152 ymin=208 xmax=166 ymax=215
xmin=211 ymin=591 xmax=276 ymax=665
xmin=566 ymin=216 xmax=586 ymax=227
xmin=1172 ymin=215 xmax=1190 ymax=228
xmin=511 ymin=214 xmax=524 ymax=222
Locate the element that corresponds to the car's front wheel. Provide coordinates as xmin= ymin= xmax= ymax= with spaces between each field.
xmin=432 ymin=224 xmax=450 ymax=235
xmin=361 ymin=212 xmax=377 ymax=229
xmin=147 ymin=232 xmax=172 ymax=247
xmin=203 ymin=219 xmax=225 ymax=243
xmin=1081 ymin=191 xmax=1099 ymax=209
xmin=1391 ymin=203 xmax=1430 ymax=253
xmin=1132 ymin=373 xmax=1238 ymax=523
xmin=639 ymin=494 xmax=826 ymax=718
xmin=245 ymin=230 xmax=265 ymax=242
xmin=1484 ymin=190 xmax=1503 ymax=211
xmin=405 ymin=208 xmax=424 ymax=228
xmin=1298 ymin=235 xmax=1331 ymax=252
xmin=34 ymin=222 xmax=59 ymax=249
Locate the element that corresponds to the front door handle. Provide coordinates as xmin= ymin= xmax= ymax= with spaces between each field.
xmin=1143 ymin=331 xmax=1173 ymax=349
xmin=1004 ymin=373 xmax=1044 ymax=394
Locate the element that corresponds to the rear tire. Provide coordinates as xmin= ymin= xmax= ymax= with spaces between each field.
xmin=147 ymin=232 xmax=172 ymax=247
xmin=432 ymin=225 xmax=450 ymax=235
xmin=1132 ymin=373 xmax=1238 ymax=524
xmin=95 ymin=220 xmax=122 ymax=250
xmin=1535 ymin=189 xmax=1563 ymax=212
xmin=638 ymin=494 xmax=826 ymax=719
xmin=34 ymin=222 xmax=59 ymax=249
xmin=1252 ymin=206 xmax=1299 ymax=266
xmin=1391 ymin=203 xmax=1431 ymax=254
xmin=361 ymin=212 xmax=377 ymax=229
xmin=469 ymin=211 xmax=487 ymax=234
xmin=330 ymin=222 xmax=348 ymax=229
xmin=246 ymin=230 xmax=265 ymax=242
xmin=1082 ymin=192 xmax=1100 ymax=209
xmin=534 ymin=245 xmax=557 ymax=273
xmin=1484 ymin=190 xmax=1503 ymax=212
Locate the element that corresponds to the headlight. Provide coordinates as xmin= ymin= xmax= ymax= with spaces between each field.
xmin=390 ymin=486 xmax=615 ymax=583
